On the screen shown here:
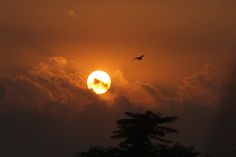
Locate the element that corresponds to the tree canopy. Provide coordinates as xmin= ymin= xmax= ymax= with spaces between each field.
xmin=78 ymin=111 xmax=199 ymax=157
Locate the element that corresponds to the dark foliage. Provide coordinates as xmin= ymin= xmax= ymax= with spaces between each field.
xmin=79 ymin=147 xmax=120 ymax=157
xmin=157 ymin=143 xmax=200 ymax=157
xmin=77 ymin=111 xmax=199 ymax=157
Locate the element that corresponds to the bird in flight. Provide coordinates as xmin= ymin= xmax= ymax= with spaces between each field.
xmin=133 ymin=55 xmax=145 ymax=61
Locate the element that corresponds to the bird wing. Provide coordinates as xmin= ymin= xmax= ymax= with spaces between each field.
xmin=132 ymin=55 xmax=146 ymax=61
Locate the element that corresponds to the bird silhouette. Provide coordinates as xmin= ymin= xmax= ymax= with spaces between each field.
xmin=133 ymin=55 xmax=145 ymax=61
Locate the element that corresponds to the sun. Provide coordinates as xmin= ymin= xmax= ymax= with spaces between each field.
xmin=87 ymin=70 xmax=111 ymax=94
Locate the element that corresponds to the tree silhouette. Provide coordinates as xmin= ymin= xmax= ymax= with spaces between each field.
xmin=111 ymin=111 xmax=178 ymax=157
xmin=157 ymin=143 xmax=200 ymax=157
xmin=78 ymin=110 xmax=200 ymax=157
xmin=79 ymin=147 xmax=120 ymax=157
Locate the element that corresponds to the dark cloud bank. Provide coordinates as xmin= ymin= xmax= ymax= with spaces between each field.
xmin=0 ymin=57 xmax=235 ymax=157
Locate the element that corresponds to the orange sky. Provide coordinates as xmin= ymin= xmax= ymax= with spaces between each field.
xmin=1 ymin=0 xmax=236 ymax=85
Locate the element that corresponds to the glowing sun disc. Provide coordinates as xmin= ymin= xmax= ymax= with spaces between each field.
xmin=87 ymin=70 xmax=111 ymax=94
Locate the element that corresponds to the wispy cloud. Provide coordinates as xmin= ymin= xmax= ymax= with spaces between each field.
xmin=0 ymin=57 xmax=229 ymax=114
xmin=67 ymin=10 xmax=77 ymax=17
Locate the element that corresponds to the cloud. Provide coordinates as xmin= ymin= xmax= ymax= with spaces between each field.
xmin=109 ymin=70 xmax=174 ymax=107
xmin=49 ymin=56 xmax=68 ymax=67
xmin=112 ymin=64 xmax=228 ymax=108
xmin=67 ymin=10 xmax=77 ymax=17
xmin=0 ymin=57 xmax=96 ymax=114
xmin=178 ymin=64 xmax=227 ymax=106
xmin=0 ymin=57 xmax=150 ymax=114
xmin=0 ymin=57 xmax=229 ymax=114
